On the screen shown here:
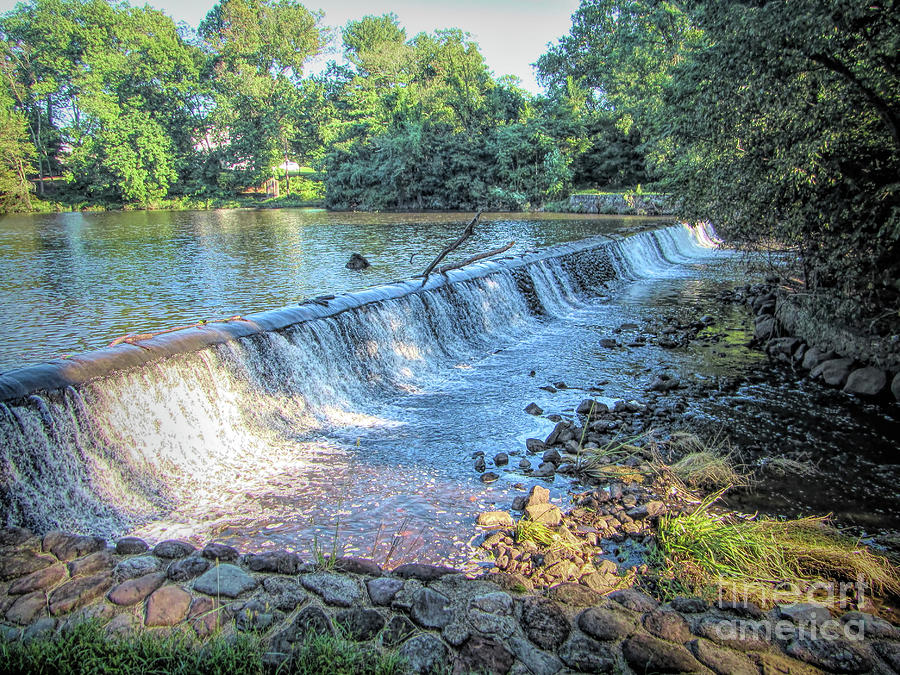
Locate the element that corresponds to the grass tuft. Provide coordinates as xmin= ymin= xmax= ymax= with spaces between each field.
xmin=669 ymin=451 xmax=748 ymax=490
xmin=0 ymin=619 xmax=406 ymax=675
xmin=655 ymin=492 xmax=900 ymax=606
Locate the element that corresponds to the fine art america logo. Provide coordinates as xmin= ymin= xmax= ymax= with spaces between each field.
xmin=715 ymin=575 xmax=871 ymax=641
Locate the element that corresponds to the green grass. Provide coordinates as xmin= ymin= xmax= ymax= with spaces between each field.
xmin=654 ymin=492 xmax=900 ymax=605
xmin=0 ymin=620 xmax=406 ymax=675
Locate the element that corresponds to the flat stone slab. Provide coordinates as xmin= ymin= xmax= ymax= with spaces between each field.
xmin=193 ymin=563 xmax=258 ymax=598
xmin=6 ymin=591 xmax=47 ymax=625
xmin=8 ymin=563 xmax=66 ymax=595
xmin=0 ymin=552 xmax=55 ymax=581
xmin=68 ymin=550 xmax=114 ymax=578
xmin=299 ymin=572 xmax=362 ymax=607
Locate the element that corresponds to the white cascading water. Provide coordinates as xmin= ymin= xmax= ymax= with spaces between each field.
xmin=0 ymin=223 xmax=721 ymax=541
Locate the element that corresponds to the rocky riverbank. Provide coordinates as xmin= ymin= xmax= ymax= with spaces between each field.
xmin=2 ymin=527 xmax=900 ymax=674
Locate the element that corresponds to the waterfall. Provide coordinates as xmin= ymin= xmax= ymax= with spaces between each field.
xmin=0 ymin=223 xmax=720 ymax=537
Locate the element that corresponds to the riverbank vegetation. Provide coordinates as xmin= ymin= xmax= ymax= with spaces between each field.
xmin=0 ymin=619 xmax=406 ymax=674
xmin=1 ymin=0 xmax=897 ymax=324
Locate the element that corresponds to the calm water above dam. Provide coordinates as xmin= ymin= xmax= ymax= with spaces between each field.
xmin=0 ymin=209 xmax=663 ymax=372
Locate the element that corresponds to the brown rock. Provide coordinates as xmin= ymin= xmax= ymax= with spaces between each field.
xmin=0 ymin=552 xmax=55 ymax=581
xmin=0 ymin=527 xmax=33 ymax=548
xmin=5 ymin=591 xmax=46 ymax=625
xmin=115 ymin=537 xmax=149 ymax=555
xmin=8 ymin=563 xmax=67 ymax=595
xmin=578 ymin=605 xmax=639 ymax=641
xmin=246 ymin=551 xmax=301 ymax=574
xmin=68 ymin=550 xmax=114 ymax=578
xmin=644 ymin=608 xmax=692 ymax=643
xmin=548 ymin=582 xmax=603 ymax=607
xmin=145 ymin=585 xmax=192 ymax=627
xmin=108 ymin=572 xmax=166 ymax=606
xmin=696 ymin=617 xmax=770 ymax=651
xmin=520 ymin=596 xmax=570 ymax=650
xmin=525 ymin=503 xmax=562 ymax=526
xmin=333 ymin=557 xmax=382 ymax=576
xmin=42 ymin=532 xmax=106 ymax=562
xmin=48 ymin=572 xmax=113 ymax=615
xmin=690 ymin=638 xmax=757 ymax=675
xmin=750 ymin=651 xmax=822 ymax=675
xmin=188 ymin=596 xmax=222 ymax=637
xmin=392 ymin=563 xmax=457 ymax=581
xmin=477 ymin=511 xmax=514 ymax=528
xmin=608 ymin=587 xmax=659 ymax=612
xmin=623 ymin=634 xmax=703 ymax=673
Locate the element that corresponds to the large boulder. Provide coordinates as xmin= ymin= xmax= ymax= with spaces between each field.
xmin=810 ymin=358 xmax=854 ymax=386
xmin=843 ymin=367 xmax=887 ymax=396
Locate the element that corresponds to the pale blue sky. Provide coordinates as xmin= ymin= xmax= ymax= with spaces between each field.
xmin=0 ymin=0 xmax=581 ymax=93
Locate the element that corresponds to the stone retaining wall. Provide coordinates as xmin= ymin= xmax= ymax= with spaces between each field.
xmin=567 ymin=194 xmax=676 ymax=216
xmin=2 ymin=527 xmax=898 ymax=673
xmin=776 ymin=294 xmax=900 ymax=373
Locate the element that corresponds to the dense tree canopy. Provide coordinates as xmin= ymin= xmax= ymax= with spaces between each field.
xmin=0 ymin=0 xmax=897 ymax=324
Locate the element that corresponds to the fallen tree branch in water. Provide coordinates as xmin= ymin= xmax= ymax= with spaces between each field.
xmin=419 ymin=211 xmax=482 ymax=286
xmin=438 ymin=241 xmax=515 ymax=274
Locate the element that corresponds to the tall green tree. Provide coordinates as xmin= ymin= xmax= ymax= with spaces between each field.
xmin=0 ymin=68 xmax=34 ymax=212
xmin=200 ymin=0 xmax=325 ymax=192
xmin=668 ymin=0 xmax=900 ymax=320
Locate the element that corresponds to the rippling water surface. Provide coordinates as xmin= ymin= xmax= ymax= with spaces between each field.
xmin=0 ymin=209 xmax=662 ymax=372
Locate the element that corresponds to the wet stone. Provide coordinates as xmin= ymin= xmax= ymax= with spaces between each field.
xmin=246 ymin=551 xmax=301 ymax=575
xmin=152 ymin=540 xmax=196 ymax=559
xmin=508 ymin=636 xmax=563 ymax=675
xmin=115 ymin=537 xmax=149 ymax=555
xmin=644 ymin=608 xmax=692 ymax=643
xmin=392 ymin=563 xmax=457 ymax=582
xmin=783 ymin=634 xmax=873 ymax=673
xmin=520 ymin=596 xmax=570 ymax=650
xmin=410 ymin=587 xmax=454 ymax=629
xmin=113 ymin=555 xmax=162 ymax=581
xmin=493 ymin=453 xmax=509 ymax=466
xmin=578 ymin=605 xmax=639 ymax=641
xmin=367 ymin=576 xmax=404 ymax=606
xmin=335 ymin=607 xmax=385 ymax=641
xmin=455 ymin=636 xmax=515 ymax=675
xmin=6 ymin=591 xmax=47 ymax=625
xmin=299 ymin=572 xmax=361 ymax=607
xmin=623 ymin=633 xmax=703 ymax=674
xmin=42 ymin=532 xmax=106 ymax=562
xmin=398 ymin=634 xmax=448 ymax=675
xmin=145 ymin=585 xmax=192 ymax=627
xmin=194 ymin=563 xmax=258 ymax=598
xmin=690 ymin=638 xmax=757 ymax=675
xmin=558 ymin=633 xmax=615 ymax=673
xmin=67 ymin=550 xmax=114 ymax=578
xmin=480 ymin=471 xmax=500 ymax=483
xmin=48 ymin=572 xmax=113 ymax=616
xmin=8 ymin=562 xmax=66 ymax=595
xmin=166 ymin=555 xmax=211 ymax=582
xmin=107 ymin=572 xmax=166 ymax=606
xmin=201 ymin=543 xmax=239 ymax=563
xmin=381 ymin=614 xmax=416 ymax=647
xmin=262 ymin=576 xmax=307 ymax=612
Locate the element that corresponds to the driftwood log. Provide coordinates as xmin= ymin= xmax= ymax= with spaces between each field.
xmin=438 ymin=241 xmax=515 ymax=274
xmin=108 ymin=315 xmax=250 ymax=348
xmin=420 ymin=211 xmax=482 ymax=286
